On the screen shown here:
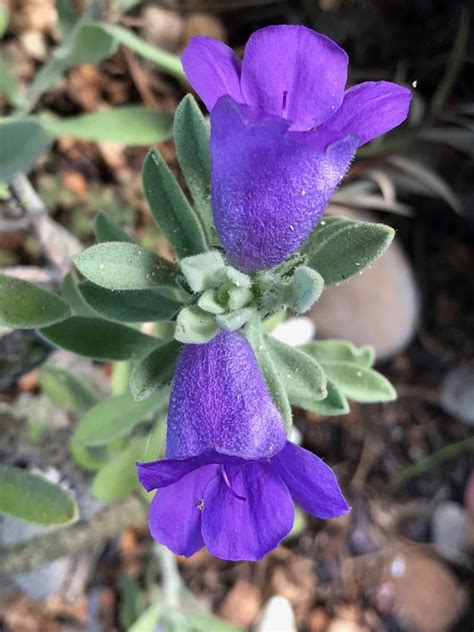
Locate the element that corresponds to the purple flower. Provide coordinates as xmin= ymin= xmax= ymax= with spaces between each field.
xmin=182 ymin=25 xmax=412 ymax=272
xmin=137 ymin=331 xmax=349 ymax=561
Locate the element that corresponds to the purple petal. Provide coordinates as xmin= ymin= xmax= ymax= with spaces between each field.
xmin=211 ymin=97 xmax=357 ymax=272
xmin=316 ymin=81 xmax=412 ymax=148
xmin=148 ymin=465 xmax=217 ymax=557
xmin=167 ymin=331 xmax=286 ymax=460
xmin=137 ymin=451 xmax=247 ymax=491
xmin=240 ymin=25 xmax=348 ymax=130
xmin=201 ymin=462 xmax=294 ymax=561
xmin=182 ymin=36 xmax=243 ymax=112
xmin=272 ymin=442 xmax=350 ymax=518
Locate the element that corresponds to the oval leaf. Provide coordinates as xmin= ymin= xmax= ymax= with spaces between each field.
xmin=143 ymin=147 xmax=208 ymax=258
xmin=318 ymin=361 xmax=396 ymax=403
xmin=73 ymin=388 xmax=168 ymax=447
xmin=39 ymin=364 xmax=101 ymax=413
xmin=40 ymin=107 xmax=173 ymax=145
xmin=296 ymin=378 xmax=349 ymax=416
xmin=74 ymin=242 xmax=178 ymax=291
xmin=302 ymin=216 xmax=394 ymax=285
xmin=0 ymin=119 xmax=51 ymax=182
xmin=0 ymin=273 xmax=70 ymax=328
xmin=95 ymin=211 xmax=134 ymax=243
xmin=39 ymin=316 xmax=159 ymax=360
xmin=0 ymin=463 xmax=78 ymax=526
xmin=79 ymin=282 xmax=182 ymax=323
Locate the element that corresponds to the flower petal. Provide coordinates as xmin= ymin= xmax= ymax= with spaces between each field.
xmin=201 ymin=463 xmax=294 ymax=561
xmin=272 ymin=441 xmax=350 ymax=518
xmin=211 ymin=97 xmax=357 ymax=272
xmin=317 ymin=81 xmax=412 ymax=148
xmin=167 ymin=331 xmax=286 ymax=460
xmin=182 ymin=36 xmax=243 ymax=111
xmin=148 ymin=465 xmax=217 ymax=557
xmin=241 ymin=25 xmax=348 ymax=130
xmin=137 ymin=451 xmax=246 ymax=491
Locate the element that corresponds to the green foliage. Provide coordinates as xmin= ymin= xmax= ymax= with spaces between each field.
xmin=0 ymin=59 xmax=26 ymax=109
xmin=179 ymin=251 xmax=226 ymax=292
xmin=39 ymin=317 xmax=159 ymax=360
xmin=216 ymin=307 xmax=255 ymax=331
xmin=61 ymin=271 xmax=98 ymax=317
xmin=259 ymin=265 xmax=324 ymax=315
xmin=143 ymin=148 xmax=208 ymax=258
xmin=72 ymin=388 xmax=168 ymax=448
xmin=130 ymin=341 xmax=181 ymax=401
xmin=0 ymin=120 xmax=51 ymax=183
xmin=79 ymin=282 xmax=182 ymax=323
xmin=0 ymin=273 xmax=70 ymax=328
xmin=95 ymin=210 xmax=134 ymax=243
xmin=296 ymin=378 xmax=349 ymax=416
xmin=74 ymin=242 xmax=178 ymax=291
xmin=302 ymin=216 xmax=394 ymax=285
xmin=40 ymin=107 xmax=173 ymax=145
xmin=175 ymin=306 xmax=219 ymax=344
xmin=266 ymin=337 xmax=327 ymax=406
xmin=174 ymin=95 xmax=215 ymax=244
xmin=303 ymin=340 xmax=396 ymax=403
xmin=245 ymin=314 xmax=292 ymax=432
xmin=0 ymin=463 xmax=78 ymax=526
xmin=39 ymin=365 xmax=101 ymax=413
xmin=92 ymin=421 xmax=165 ymax=500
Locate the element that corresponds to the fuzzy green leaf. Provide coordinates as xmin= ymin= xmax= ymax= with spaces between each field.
xmin=302 ymin=216 xmax=394 ymax=285
xmin=304 ymin=339 xmax=375 ymax=367
xmin=267 ymin=337 xmax=327 ymax=408
xmin=39 ymin=317 xmax=159 ymax=360
xmin=197 ymin=289 xmax=226 ymax=314
xmin=245 ymin=314 xmax=292 ymax=432
xmin=143 ymin=148 xmax=208 ymax=258
xmin=95 ymin=210 xmax=134 ymax=243
xmin=72 ymin=388 xmax=168 ymax=448
xmin=130 ymin=340 xmax=181 ymax=401
xmin=296 ymin=377 xmax=349 ymax=416
xmin=61 ymin=271 xmax=98 ymax=317
xmin=0 ymin=273 xmax=70 ymax=328
xmin=283 ymin=266 xmax=324 ymax=313
xmin=74 ymin=242 xmax=178 ymax=291
xmin=179 ymin=250 xmax=225 ymax=292
xmin=216 ymin=307 xmax=255 ymax=331
xmin=174 ymin=95 xmax=215 ymax=244
xmin=79 ymin=282 xmax=181 ymax=323
xmin=175 ymin=306 xmax=219 ymax=344
xmin=0 ymin=463 xmax=78 ymax=526
xmin=39 ymin=365 xmax=101 ymax=413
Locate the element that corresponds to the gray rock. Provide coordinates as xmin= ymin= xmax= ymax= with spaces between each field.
xmin=440 ymin=365 xmax=474 ymax=425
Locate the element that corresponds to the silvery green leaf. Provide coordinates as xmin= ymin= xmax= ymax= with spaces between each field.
xmin=143 ymin=148 xmax=208 ymax=258
xmin=0 ymin=119 xmax=51 ymax=182
xmin=179 ymin=250 xmax=225 ymax=292
xmin=215 ymin=266 xmax=251 ymax=288
xmin=0 ymin=273 xmax=70 ymax=328
xmin=79 ymin=282 xmax=182 ymax=323
xmin=303 ymin=340 xmax=375 ymax=367
xmin=266 ymin=337 xmax=327 ymax=406
xmin=198 ymin=289 xmax=226 ymax=314
xmin=216 ymin=307 xmax=255 ymax=331
xmin=61 ymin=271 xmax=98 ymax=318
xmin=39 ymin=317 xmax=159 ymax=361
xmin=130 ymin=340 xmax=181 ymax=401
xmin=245 ymin=314 xmax=292 ymax=432
xmin=296 ymin=378 xmax=349 ymax=416
xmin=226 ymin=285 xmax=254 ymax=310
xmin=74 ymin=242 xmax=178 ymax=291
xmin=175 ymin=306 xmax=219 ymax=344
xmin=302 ymin=216 xmax=394 ymax=285
xmin=282 ymin=266 xmax=324 ymax=313
xmin=174 ymin=95 xmax=215 ymax=244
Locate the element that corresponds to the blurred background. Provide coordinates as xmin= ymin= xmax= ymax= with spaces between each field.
xmin=0 ymin=0 xmax=473 ymax=630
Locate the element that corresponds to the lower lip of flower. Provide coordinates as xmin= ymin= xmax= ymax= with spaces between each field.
xmin=219 ymin=465 xmax=247 ymax=501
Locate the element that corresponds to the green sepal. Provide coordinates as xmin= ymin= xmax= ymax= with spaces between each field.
xmin=226 ymin=285 xmax=254 ymax=311
xmin=0 ymin=272 xmax=70 ymax=329
xmin=95 ymin=210 xmax=134 ymax=243
xmin=216 ymin=307 xmax=255 ymax=332
xmin=143 ymin=147 xmax=208 ymax=258
xmin=197 ymin=289 xmax=226 ymax=314
xmin=74 ymin=242 xmax=178 ymax=291
xmin=302 ymin=215 xmax=395 ymax=285
xmin=79 ymin=281 xmax=182 ymax=323
xmin=39 ymin=316 xmax=159 ymax=361
xmin=266 ymin=337 xmax=327 ymax=406
xmin=174 ymin=95 xmax=215 ymax=245
xmin=130 ymin=340 xmax=181 ymax=401
xmin=179 ymin=250 xmax=225 ymax=292
xmin=245 ymin=314 xmax=292 ymax=433
xmin=175 ymin=306 xmax=219 ymax=344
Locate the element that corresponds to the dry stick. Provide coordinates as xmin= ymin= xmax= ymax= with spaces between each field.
xmin=0 ymin=495 xmax=147 ymax=579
